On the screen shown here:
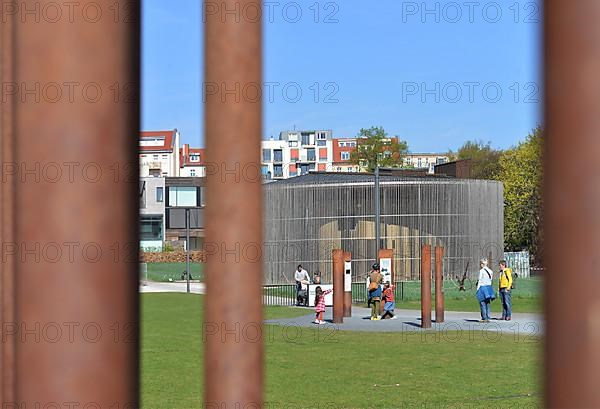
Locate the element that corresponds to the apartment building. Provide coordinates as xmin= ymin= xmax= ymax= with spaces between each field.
xmin=404 ymin=153 xmax=450 ymax=173
xmin=261 ymin=130 xmax=333 ymax=180
xmin=180 ymin=144 xmax=206 ymax=177
xmin=164 ymin=177 xmax=206 ymax=250
xmin=332 ymin=138 xmax=360 ymax=172
xmin=140 ymin=177 xmax=166 ymax=250
xmin=139 ymin=129 xmax=181 ymax=177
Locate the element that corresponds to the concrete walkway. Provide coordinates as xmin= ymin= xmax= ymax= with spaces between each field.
xmin=140 ymin=281 xmax=205 ymax=294
xmin=266 ymin=306 xmax=544 ymax=336
xmin=140 ymin=282 xmax=543 ymax=335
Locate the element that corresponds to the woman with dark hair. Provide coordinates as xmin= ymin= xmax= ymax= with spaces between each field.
xmin=367 ymin=263 xmax=383 ymax=320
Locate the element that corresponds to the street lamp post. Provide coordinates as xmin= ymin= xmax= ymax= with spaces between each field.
xmin=374 ymin=154 xmax=381 ymax=256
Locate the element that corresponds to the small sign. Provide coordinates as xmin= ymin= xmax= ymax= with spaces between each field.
xmin=380 ymin=257 xmax=392 ymax=284
xmin=344 ymin=261 xmax=352 ymax=292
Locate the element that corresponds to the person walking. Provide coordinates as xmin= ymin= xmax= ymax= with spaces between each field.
xmin=476 ymin=258 xmax=495 ymax=322
xmin=498 ymin=260 xmax=513 ymax=321
xmin=367 ymin=263 xmax=383 ymax=320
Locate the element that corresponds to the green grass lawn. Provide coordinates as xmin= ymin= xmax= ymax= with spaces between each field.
xmin=144 ymin=262 xmax=204 ymax=282
xmin=142 ymin=293 xmax=541 ymax=408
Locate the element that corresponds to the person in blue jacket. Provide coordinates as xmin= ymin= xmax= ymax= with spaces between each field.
xmin=476 ymin=258 xmax=496 ymax=322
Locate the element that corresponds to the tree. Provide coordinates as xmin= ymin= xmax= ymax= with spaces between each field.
xmin=349 ymin=127 xmax=409 ymax=172
xmin=456 ymin=140 xmax=502 ymax=179
xmin=496 ymin=126 xmax=543 ymax=264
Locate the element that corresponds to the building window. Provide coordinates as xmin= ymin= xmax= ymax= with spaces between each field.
xmin=273 ymin=165 xmax=283 ymax=178
xmin=261 ymin=165 xmax=271 ymax=180
xmin=140 ymin=216 xmax=163 ymax=241
xmin=162 ymin=154 xmax=168 ymax=159
xmin=289 ymin=141 xmax=298 ymax=147
xmin=273 ymin=150 xmax=283 ymax=162
xmin=156 ymin=187 xmax=163 ymax=202
xmin=190 ymin=154 xmax=200 ymax=162
xmin=337 ymin=167 xmax=342 ymax=171
xmin=307 ymin=148 xmax=316 ymax=161
xmin=341 ymin=152 xmax=350 ymax=160
xmin=317 ymin=140 xmax=327 ymax=146
xmin=190 ymin=169 xmax=196 ymax=177
xmin=153 ymin=154 xmax=159 ymax=160
xmin=168 ymin=186 xmax=197 ymax=207
xmin=301 ymin=133 xmax=311 ymax=145
xmin=262 ymin=149 xmax=271 ymax=161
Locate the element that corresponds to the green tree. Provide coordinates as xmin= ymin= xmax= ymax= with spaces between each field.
xmin=496 ymin=126 xmax=543 ymax=263
xmin=349 ymin=127 xmax=409 ymax=172
xmin=456 ymin=140 xmax=502 ymax=179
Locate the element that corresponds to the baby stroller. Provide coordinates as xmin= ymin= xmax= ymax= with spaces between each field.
xmin=296 ymin=280 xmax=309 ymax=307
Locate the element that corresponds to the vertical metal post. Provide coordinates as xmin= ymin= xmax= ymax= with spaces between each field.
xmin=186 ymin=208 xmax=191 ymax=294
xmin=435 ymin=246 xmax=444 ymax=323
xmin=332 ymin=249 xmax=344 ymax=324
xmin=9 ymin=1 xmax=140 ymax=406
xmin=374 ymin=164 xmax=381 ymax=255
xmin=421 ymin=245 xmax=432 ymax=328
xmin=545 ymin=1 xmax=600 ymax=406
xmin=204 ymin=0 xmax=263 ymax=407
xmin=1 ymin=5 xmax=16 ymax=402
xmin=343 ymin=251 xmax=352 ymax=317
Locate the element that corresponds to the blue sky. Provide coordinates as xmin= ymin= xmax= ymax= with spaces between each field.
xmin=142 ymin=0 xmax=541 ymax=152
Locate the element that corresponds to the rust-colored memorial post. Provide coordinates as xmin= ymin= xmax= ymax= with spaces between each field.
xmin=545 ymin=1 xmax=600 ymax=406
xmin=420 ymin=245 xmax=432 ymax=328
xmin=2 ymin=1 xmax=141 ymax=406
xmin=332 ymin=249 xmax=344 ymax=324
xmin=204 ymin=0 xmax=264 ymax=407
xmin=435 ymin=246 xmax=445 ymax=323
xmin=343 ymin=251 xmax=352 ymax=317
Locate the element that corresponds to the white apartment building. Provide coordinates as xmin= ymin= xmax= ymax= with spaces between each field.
xmin=261 ymin=130 xmax=334 ymax=180
xmin=139 ymin=129 xmax=181 ymax=177
xmin=179 ymin=144 xmax=206 ymax=177
xmin=404 ymin=153 xmax=450 ymax=174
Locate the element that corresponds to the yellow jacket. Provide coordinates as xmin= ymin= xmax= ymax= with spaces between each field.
xmin=499 ymin=267 xmax=513 ymax=290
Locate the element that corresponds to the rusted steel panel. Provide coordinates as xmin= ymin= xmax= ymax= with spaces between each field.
xmin=545 ymin=1 xmax=600 ymax=406
xmin=1 ymin=7 xmax=16 ymax=404
xmin=421 ymin=245 xmax=431 ymax=329
xmin=332 ymin=249 xmax=344 ymax=324
xmin=435 ymin=246 xmax=444 ymax=324
xmin=204 ymin=0 xmax=263 ymax=407
xmin=10 ymin=1 xmax=140 ymax=406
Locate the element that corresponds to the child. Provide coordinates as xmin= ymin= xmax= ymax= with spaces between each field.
xmin=381 ymin=282 xmax=397 ymax=320
xmin=314 ymin=286 xmax=333 ymax=325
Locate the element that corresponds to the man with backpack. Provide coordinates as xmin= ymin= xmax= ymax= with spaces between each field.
xmin=498 ymin=260 xmax=513 ymax=321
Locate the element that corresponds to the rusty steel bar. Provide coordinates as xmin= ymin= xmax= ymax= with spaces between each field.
xmin=420 ymin=245 xmax=432 ymax=329
xmin=332 ymin=249 xmax=344 ymax=324
xmin=12 ymin=1 xmax=140 ymax=406
xmin=204 ymin=0 xmax=263 ymax=407
xmin=1 ymin=7 xmax=16 ymax=403
xmin=435 ymin=246 xmax=444 ymax=324
xmin=343 ymin=251 xmax=352 ymax=317
xmin=545 ymin=2 xmax=600 ymax=406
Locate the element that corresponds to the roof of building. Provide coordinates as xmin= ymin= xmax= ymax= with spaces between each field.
xmin=180 ymin=147 xmax=205 ymax=167
xmin=269 ymin=171 xmax=451 ymax=186
xmin=140 ymin=130 xmax=177 ymax=153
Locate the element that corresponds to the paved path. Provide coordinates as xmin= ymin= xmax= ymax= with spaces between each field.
xmin=140 ymin=281 xmax=205 ymax=294
xmin=140 ymin=282 xmax=543 ymax=335
xmin=266 ymin=306 xmax=544 ymax=336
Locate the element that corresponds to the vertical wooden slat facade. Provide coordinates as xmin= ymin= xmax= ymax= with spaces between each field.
xmin=2 ymin=1 xmax=140 ymax=406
